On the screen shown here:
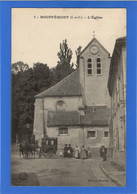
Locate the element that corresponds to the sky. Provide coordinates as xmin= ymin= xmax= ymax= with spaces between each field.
xmin=12 ymin=8 xmax=126 ymax=68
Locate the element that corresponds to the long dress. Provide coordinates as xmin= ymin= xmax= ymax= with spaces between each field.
xmin=80 ymin=147 xmax=87 ymax=159
xmin=74 ymin=147 xmax=80 ymax=159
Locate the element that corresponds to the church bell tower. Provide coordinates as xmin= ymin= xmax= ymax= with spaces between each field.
xmin=79 ymin=36 xmax=111 ymax=107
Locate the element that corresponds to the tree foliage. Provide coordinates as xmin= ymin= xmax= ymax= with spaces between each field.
xmin=12 ymin=62 xmax=51 ymax=142
xmin=12 ymin=39 xmax=78 ymax=142
xmin=33 ymin=62 xmax=51 ymax=92
xmin=12 ymin=61 xmax=29 ymax=73
xmin=55 ymin=39 xmax=74 ymax=82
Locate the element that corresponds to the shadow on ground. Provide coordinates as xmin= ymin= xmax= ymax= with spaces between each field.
xmin=12 ymin=172 xmax=40 ymax=186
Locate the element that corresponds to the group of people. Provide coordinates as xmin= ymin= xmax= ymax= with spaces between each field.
xmin=62 ymin=144 xmax=107 ymax=161
xmin=63 ymin=144 xmax=89 ymax=159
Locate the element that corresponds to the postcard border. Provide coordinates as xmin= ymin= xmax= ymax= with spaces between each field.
xmin=0 ymin=1 xmax=137 ymax=194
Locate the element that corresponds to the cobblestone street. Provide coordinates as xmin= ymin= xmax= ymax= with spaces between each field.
xmin=11 ymin=150 xmax=116 ymax=186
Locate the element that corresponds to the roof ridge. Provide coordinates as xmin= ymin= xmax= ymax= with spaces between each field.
xmin=49 ymin=110 xmax=80 ymax=113
xmin=35 ymin=69 xmax=81 ymax=98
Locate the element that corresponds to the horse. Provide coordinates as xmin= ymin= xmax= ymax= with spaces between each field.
xmin=19 ymin=141 xmax=26 ymax=158
xmin=29 ymin=143 xmax=37 ymax=159
xmin=19 ymin=139 xmax=42 ymax=159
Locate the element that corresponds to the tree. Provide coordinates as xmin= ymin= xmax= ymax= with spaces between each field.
xmin=12 ymin=61 xmax=30 ymax=142
xmin=57 ymin=39 xmax=73 ymax=66
xmin=33 ymin=62 xmax=51 ymax=92
xmin=12 ymin=62 xmax=52 ymax=142
xmin=12 ymin=67 xmax=34 ymax=141
xmin=55 ymin=39 xmax=74 ymax=82
xmin=12 ymin=61 xmax=29 ymax=74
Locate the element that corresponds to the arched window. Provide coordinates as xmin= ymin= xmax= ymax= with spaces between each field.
xmin=87 ymin=58 xmax=92 ymax=75
xmin=56 ymin=100 xmax=66 ymax=111
xmin=96 ymin=58 xmax=101 ymax=75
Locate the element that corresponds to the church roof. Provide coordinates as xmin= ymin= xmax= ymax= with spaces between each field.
xmin=47 ymin=111 xmax=80 ymax=127
xmin=80 ymin=106 xmax=109 ymax=126
xmin=35 ymin=69 xmax=82 ymax=98
xmin=47 ymin=106 xmax=109 ymax=127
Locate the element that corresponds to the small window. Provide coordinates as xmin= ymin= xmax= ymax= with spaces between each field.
xmin=88 ymin=63 xmax=92 ymax=68
xmin=97 ymin=69 xmax=101 ymax=75
xmin=87 ymin=131 xmax=96 ymax=138
xmin=97 ymin=63 xmax=101 ymax=68
xmin=58 ymin=128 xmax=68 ymax=135
xmin=88 ymin=69 xmax=92 ymax=74
xmin=97 ymin=58 xmax=100 ymax=62
xmin=104 ymin=131 xmax=109 ymax=137
xmin=56 ymin=100 xmax=66 ymax=111
xmin=96 ymin=58 xmax=101 ymax=75
xmin=88 ymin=58 xmax=92 ymax=62
xmin=87 ymin=58 xmax=92 ymax=75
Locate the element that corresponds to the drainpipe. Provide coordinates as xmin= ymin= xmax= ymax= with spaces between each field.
xmin=82 ymin=126 xmax=85 ymax=146
xmin=42 ymin=98 xmax=46 ymax=137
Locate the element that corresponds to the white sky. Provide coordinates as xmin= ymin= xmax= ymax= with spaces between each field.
xmin=12 ymin=8 xmax=126 ymax=68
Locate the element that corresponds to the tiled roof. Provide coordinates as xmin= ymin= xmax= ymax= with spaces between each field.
xmin=47 ymin=111 xmax=80 ymax=127
xmin=47 ymin=106 xmax=109 ymax=127
xmin=35 ymin=69 xmax=82 ymax=98
xmin=81 ymin=106 xmax=109 ymax=126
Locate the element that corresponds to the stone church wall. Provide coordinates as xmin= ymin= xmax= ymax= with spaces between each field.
xmin=46 ymin=126 xmax=110 ymax=156
xmin=44 ymin=96 xmax=83 ymax=111
xmin=33 ymin=98 xmax=44 ymax=140
xmin=46 ymin=126 xmax=83 ymax=152
xmin=33 ymin=96 xmax=83 ymax=140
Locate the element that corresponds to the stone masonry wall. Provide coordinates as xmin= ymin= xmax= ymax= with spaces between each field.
xmin=79 ymin=39 xmax=111 ymax=107
xmin=33 ymin=98 xmax=44 ymax=140
xmin=47 ymin=126 xmax=109 ymax=153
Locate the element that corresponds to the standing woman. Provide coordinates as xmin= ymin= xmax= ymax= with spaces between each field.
xmin=80 ymin=145 xmax=87 ymax=159
xmin=74 ymin=145 xmax=80 ymax=159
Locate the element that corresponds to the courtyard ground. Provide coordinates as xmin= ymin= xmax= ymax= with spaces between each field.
xmin=11 ymin=147 xmax=124 ymax=187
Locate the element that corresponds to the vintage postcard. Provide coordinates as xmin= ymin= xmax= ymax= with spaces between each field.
xmin=11 ymin=8 xmax=126 ymax=186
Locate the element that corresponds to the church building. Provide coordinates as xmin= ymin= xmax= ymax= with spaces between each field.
xmin=33 ymin=37 xmax=111 ymax=154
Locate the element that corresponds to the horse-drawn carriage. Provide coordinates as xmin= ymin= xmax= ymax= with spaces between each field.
xmin=41 ymin=137 xmax=57 ymax=154
xmin=18 ymin=135 xmax=57 ymax=159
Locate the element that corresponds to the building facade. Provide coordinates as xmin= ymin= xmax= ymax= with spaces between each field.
xmin=33 ymin=38 xmax=111 ymax=153
xmin=108 ymin=37 xmax=126 ymax=168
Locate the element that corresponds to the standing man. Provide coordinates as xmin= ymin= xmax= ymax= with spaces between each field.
xmin=100 ymin=145 xmax=107 ymax=161
xmin=67 ymin=144 xmax=73 ymax=158
xmin=63 ymin=144 xmax=68 ymax=157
